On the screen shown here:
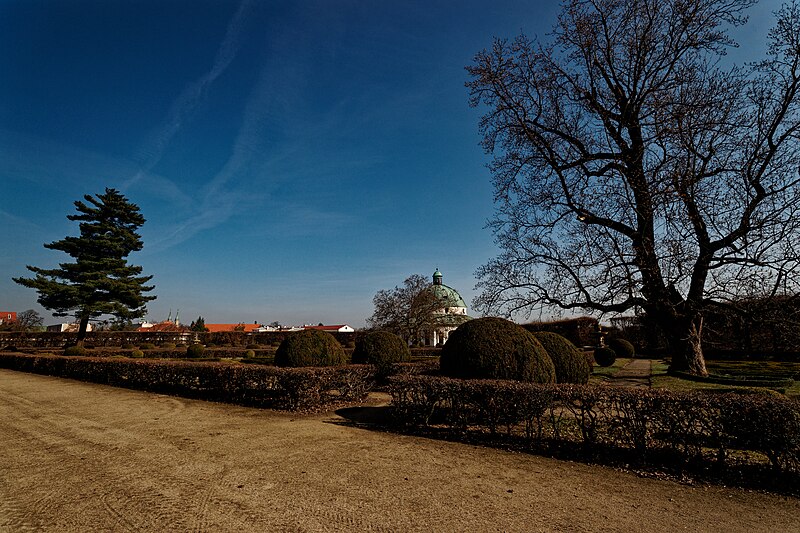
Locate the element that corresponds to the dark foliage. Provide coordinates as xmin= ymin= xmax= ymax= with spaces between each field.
xmin=275 ymin=329 xmax=346 ymax=367
xmin=532 ymin=331 xmax=590 ymax=384
xmin=440 ymin=317 xmax=556 ymax=383
xmin=352 ymin=331 xmax=411 ymax=377
xmin=0 ymin=353 xmax=374 ymax=411
xmin=522 ymin=317 xmax=599 ymax=348
xmin=186 ymin=343 xmax=205 ymax=358
xmin=607 ymin=338 xmax=635 ymax=359
xmin=593 ymin=347 xmax=617 ymax=367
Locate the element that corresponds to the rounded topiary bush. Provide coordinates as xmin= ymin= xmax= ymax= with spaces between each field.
xmin=63 ymin=345 xmax=88 ymax=357
xmin=130 ymin=349 xmax=144 ymax=358
xmin=440 ymin=317 xmax=556 ymax=383
xmin=607 ymin=338 xmax=635 ymax=358
xmin=139 ymin=343 xmax=156 ymax=350
xmin=275 ymin=329 xmax=347 ymax=367
xmin=532 ymin=331 xmax=591 ymax=384
xmin=122 ymin=343 xmax=136 ymax=350
xmin=244 ymin=349 xmax=256 ymax=358
xmin=351 ymin=330 xmax=410 ymax=376
xmin=186 ymin=343 xmax=205 ymax=358
xmin=593 ymin=346 xmax=616 ymax=367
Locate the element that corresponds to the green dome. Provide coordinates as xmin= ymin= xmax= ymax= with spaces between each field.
xmin=429 ymin=269 xmax=466 ymax=308
xmin=430 ymin=283 xmax=466 ymax=308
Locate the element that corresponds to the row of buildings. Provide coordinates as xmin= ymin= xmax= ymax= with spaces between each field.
xmin=3 ymin=270 xmax=473 ymax=345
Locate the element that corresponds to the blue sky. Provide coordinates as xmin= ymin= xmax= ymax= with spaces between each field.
xmin=0 ymin=0 xmax=785 ymax=327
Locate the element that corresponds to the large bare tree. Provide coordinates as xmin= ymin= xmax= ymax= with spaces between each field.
xmin=469 ymin=0 xmax=800 ymax=375
xmin=367 ymin=274 xmax=445 ymax=344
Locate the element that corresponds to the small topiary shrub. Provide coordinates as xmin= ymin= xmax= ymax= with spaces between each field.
xmin=130 ymin=349 xmax=144 ymax=358
xmin=275 ymin=330 xmax=346 ymax=367
xmin=532 ymin=331 xmax=591 ymax=384
xmin=607 ymin=338 xmax=635 ymax=358
xmin=122 ymin=343 xmax=136 ymax=350
xmin=352 ymin=330 xmax=410 ymax=377
xmin=139 ymin=343 xmax=156 ymax=350
xmin=64 ymin=346 xmax=88 ymax=357
xmin=186 ymin=344 xmax=205 ymax=358
xmin=593 ymin=346 xmax=616 ymax=367
xmin=245 ymin=349 xmax=256 ymax=358
xmin=440 ymin=317 xmax=556 ymax=383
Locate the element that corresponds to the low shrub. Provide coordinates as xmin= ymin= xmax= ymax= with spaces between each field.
xmin=440 ymin=317 xmax=555 ymax=383
xmin=275 ymin=330 xmax=346 ymax=368
xmin=131 ymin=350 xmax=144 ymax=358
xmin=352 ymin=331 xmax=410 ymax=378
xmin=139 ymin=343 xmax=156 ymax=350
xmin=64 ymin=346 xmax=88 ymax=357
xmin=160 ymin=342 xmax=176 ymax=349
xmin=245 ymin=349 xmax=256 ymax=358
xmin=186 ymin=344 xmax=205 ymax=358
xmin=608 ymin=338 xmax=635 ymax=358
xmin=532 ymin=331 xmax=590 ymax=384
xmin=245 ymin=344 xmax=261 ymax=350
xmin=122 ymin=344 xmax=136 ymax=350
xmin=0 ymin=353 xmax=376 ymax=411
xmin=593 ymin=346 xmax=616 ymax=367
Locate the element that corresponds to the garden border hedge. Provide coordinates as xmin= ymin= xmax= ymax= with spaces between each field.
xmin=389 ymin=375 xmax=800 ymax=490
xmin=0 ymin=353 xmax=375 ymax=411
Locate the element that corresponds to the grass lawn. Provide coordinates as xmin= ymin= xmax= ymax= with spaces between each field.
xmin=651 ymin=359 xmax=800 ymax=398
xmin=589 ymin=357 xmax=632 ymax=383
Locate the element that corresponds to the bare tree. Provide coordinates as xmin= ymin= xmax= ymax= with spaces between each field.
xmin=468 ymin=0 xmax=800 ymax=375
xmin=367 ymin=274 xmax=445 ymax=344
xmin=0 ymin=309 xmax=44 ymax=332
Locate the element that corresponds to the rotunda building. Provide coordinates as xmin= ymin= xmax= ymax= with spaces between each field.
xmin=423 ymin=269 xmax=473 ymax=346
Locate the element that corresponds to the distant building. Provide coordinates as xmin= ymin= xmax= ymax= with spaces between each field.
xmin=47 ymin=323 xmax=94 ymax=333
xmin=303 ymin=324 xmax=355 ymax=333
xmin=204 ymin=323 xmax=263 ymax=333
xmin=0 ymin=311 xmax=17 ymax=326
xmin=422 ymin=269 xmax=473 ymax=347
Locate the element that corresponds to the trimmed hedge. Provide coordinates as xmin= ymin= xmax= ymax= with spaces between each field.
xmin=0 ymin=353 xmax=375 ymax=411
xmin=593 ymin=346 xmax=616 ymax=367
xmin=441 ymin=317 xmax=556 ymax=383
xmin=608 ymin=338 xmax=635 ymax=358
xmin=352 ymin=331 xmax=411 ymax=377
xmin=389 ymin=375 xmax=800 ymax=485
xmin=532 ymin=331 xmax=590 ymax=384
xmin=186 ymin=343 xmax=205 ymax=358
xmin=275 ymin=330 xmax=347 ymax=367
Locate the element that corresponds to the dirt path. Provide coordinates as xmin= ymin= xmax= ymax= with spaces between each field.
xmin=609 ymin=359 xmax=652 ymax=388
xmin=1 ymin=369 xmax=798 ymax=532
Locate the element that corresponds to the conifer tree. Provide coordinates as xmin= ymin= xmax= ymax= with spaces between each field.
xmin=14 ymin=188 xmax=156 ymax=346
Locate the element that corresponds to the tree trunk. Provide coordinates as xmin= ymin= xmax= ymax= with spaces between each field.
xmin=665 ymin=314 xmax=708 ymax=376
xmin=75 ymin=316 xmax=90 ymax=348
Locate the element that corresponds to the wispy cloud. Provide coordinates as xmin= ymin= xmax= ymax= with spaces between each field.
xmin=123 ymin=0 xmax=255 ymax=190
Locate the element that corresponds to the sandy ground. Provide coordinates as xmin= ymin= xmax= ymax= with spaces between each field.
xmin=1 ymin=369 xmax=798 ymax=533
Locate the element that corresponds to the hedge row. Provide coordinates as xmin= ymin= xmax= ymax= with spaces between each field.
xmin=0 ymin=353 xmax=375 ymax=411
xmin=389 ymin=376 xmax=800 ymax=480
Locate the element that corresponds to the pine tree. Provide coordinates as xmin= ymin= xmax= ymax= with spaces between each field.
xmin=14 ymin=188 xmax=156 ymax=346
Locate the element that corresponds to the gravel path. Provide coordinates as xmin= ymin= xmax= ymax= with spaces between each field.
xmin=1 ymin=369 xmax=798 ymax=532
